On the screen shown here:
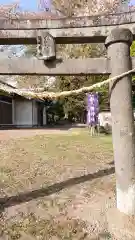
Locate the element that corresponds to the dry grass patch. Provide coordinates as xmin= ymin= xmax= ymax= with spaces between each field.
xmin=0 ymin=130 xmax=115 ymax=239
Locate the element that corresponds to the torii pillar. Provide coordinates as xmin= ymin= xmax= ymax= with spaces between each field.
xmin=105 ymin=28 xmax=135 ymax=215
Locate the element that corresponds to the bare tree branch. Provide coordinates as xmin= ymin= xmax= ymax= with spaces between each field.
xmin=0 ymin=0 xmax=130 ymax=20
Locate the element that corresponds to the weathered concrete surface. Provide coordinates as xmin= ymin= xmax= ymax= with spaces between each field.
xmin=0 ymin=56 xmax=135 ymax=75
xmin=0 ymin=57 xmax=110 ymax=75
xmin=106 ymin=28 xmax=135 ymax=215
xmin=105 ymin=28 xmax=133 ymax=46
xmin=0 ymin=11 xmax=135 ymax=44
xmin=1 ymin=24 xmax=135 ymax=44
xmin=0 ymin=11 xmax=135 ymax=29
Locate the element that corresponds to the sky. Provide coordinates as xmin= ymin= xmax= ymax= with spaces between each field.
xmin=0 ymin=0 xmax=133 ymax=12
xmin=0 ymin=0 xmax=38 ymax=11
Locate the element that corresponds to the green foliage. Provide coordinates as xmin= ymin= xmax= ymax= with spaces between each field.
xmin=47 ymin=100 xmax=65 ymax=124
xmin=54 ymin=43 xmax=109 ymax=121
xmin=130 ymin=41 xmax=135 ymax=57
xmin=55 ymin=74 xmax=109 ymax=122
xmin=130 ymin=41 xmax=135 ymax=109
xmin=24 ymin=42 xmax=109 ymax=123
xmin=131 ymin=41 xmax=135 ymax=81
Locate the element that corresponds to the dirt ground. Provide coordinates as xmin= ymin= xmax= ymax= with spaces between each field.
xmin=0 ymin=128 xmax=133 ymax=240
xmin=0 ymin=128 xmax=70 ymax=141
xmin=0 ymin=124 xmax=87 ymax=141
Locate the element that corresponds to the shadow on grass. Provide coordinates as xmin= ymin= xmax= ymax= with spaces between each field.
xmin=0 ymin=167 xmax=115 ymax=210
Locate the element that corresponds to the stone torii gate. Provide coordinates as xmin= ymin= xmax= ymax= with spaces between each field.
xmin=1 ymin=10 xmax=135 ymax=216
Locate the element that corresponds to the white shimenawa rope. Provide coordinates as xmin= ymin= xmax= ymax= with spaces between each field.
xmin=1 ymin=68 xmax=135 ymax=99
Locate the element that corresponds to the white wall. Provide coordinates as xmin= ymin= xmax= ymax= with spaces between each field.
xmin=13 ymin=99 xmax=33 ymax=126
xmin=13 ymin=99 xmax=47 ymax=127
xmin=98 ymin=111 xmax=135 ymax=128
xmin=98 ymin=112 xmax=112 ymax=127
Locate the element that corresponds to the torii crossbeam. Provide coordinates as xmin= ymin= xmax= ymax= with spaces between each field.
xmin=0 ymin=10 xmax=135 ymax=44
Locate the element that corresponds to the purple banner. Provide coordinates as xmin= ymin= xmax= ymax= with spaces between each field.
xmin=39 ymin=0 xmax=51 ymax=11
xmin=87 ymin=93 xmax=99 ymax=126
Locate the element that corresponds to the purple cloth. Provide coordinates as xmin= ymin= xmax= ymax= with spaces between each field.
xmin=87 ymin=93 xmax=99 ymax=126
xmin=39 ymin=0 xmax=51 ymax=11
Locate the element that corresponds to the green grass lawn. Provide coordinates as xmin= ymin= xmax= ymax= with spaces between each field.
xmin=0 ymin=130 xmax=115 ymax=239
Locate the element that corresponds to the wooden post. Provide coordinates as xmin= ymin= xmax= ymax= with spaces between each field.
xmin=105 ymin=28 xmax=135 ymax=215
